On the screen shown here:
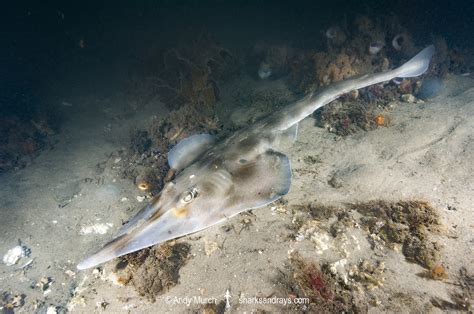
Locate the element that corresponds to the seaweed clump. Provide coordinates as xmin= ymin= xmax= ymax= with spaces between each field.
xmin=293 ymin=202 xmax=344 ymax=221
xmin=128 ymin=32 xmax=239 ymax=111
xmin=277 ymin=252 xmax=366 ymax=313
xmin=353 ymin=200 xmax=442 ymax=268
xmin=119 ymin=242 xmax=192 ymax=302
xmin=290 ymin=202 xmax=354 ymax=239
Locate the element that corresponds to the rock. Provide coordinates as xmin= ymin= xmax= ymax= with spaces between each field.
xmin=401 ymin=94 xmax=416 ymax=103
xmin=417 ymin=78 xmax=444 ymax=99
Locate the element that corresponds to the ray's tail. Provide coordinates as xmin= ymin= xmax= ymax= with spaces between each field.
xmin=269 ymin=45 xmax=436 ymax=131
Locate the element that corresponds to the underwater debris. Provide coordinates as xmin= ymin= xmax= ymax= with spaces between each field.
xmin=353 ymin=200 xmax=442 ymax=269
xmin=120 ymin=242 xmax=191 ymax=302
xmin=0 ymin=292 xmax=25 ymax=313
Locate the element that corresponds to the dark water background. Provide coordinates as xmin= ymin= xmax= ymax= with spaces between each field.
xmin=0 ymin=0 xmax=473 ymax=127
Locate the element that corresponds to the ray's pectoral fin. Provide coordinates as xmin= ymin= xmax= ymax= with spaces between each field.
xmin=221 ymin=150 xmax=292 ymax=219
xmin=168 ymin=134 xmax=216 ymax=171
xmin=77 ymin=150 xmax=291 ymax=270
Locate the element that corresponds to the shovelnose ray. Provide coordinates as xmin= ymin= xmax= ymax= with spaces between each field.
xmin=77 ymin=45 xmax=435 ymax=270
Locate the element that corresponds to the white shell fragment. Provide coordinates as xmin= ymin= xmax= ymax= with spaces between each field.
xmin=80 ymin=223 xmax=113 ymax=235
xmin=3 ymin=246 xmax=26 ymax=266
xmin=46 ymin=306 xmax=58 ymax=314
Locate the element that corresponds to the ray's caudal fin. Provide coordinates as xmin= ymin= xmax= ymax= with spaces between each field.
xmin=396 ymin=45 xmax=435 ymax=78
xmin=77 ymin=46 xmax=435 ymax=270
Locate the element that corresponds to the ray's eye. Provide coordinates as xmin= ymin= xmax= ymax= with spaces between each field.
xmin=181 ymin=187 xmax=198 ymax=203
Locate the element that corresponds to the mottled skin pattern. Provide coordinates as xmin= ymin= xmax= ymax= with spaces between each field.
xmin=77 ymin=46 xmax=434 ymax=270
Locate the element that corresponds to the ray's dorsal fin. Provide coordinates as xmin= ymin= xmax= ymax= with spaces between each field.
xmin=168 ymin=134 xmax=216 ymax=171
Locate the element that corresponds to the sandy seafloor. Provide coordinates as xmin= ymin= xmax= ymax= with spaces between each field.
xmin=0 ymin=73 xmax=473 ymax=313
